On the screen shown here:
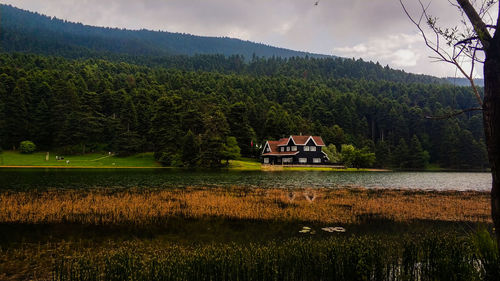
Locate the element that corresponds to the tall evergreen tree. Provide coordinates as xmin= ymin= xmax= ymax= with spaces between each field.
xmin=181 ymin=130 xmax=201 ymax=167
xmin=4 ymin=78 xmax=29 ymax=149
xmin=375 ymin=140 xmax=391 ymax=168
xmin=201 ymin=109 xmax=229 ymax=168
xmin=228 ymin=102 xmax=255 ymax=157
xmin=221 ymin=136 xmax=241 ymax=165
xmin=150 ymin=95 xmax=183 ymax=165
xmin=32 ymin=99 xmax=52 ymax=149
xmin=120 ymin=94 xmax=138 ymax=132
xmin=392 ymin=138 xmax=409 ymax=168
xmin=408 ymin=135 xmax=429 ymax=169
xmin=114 ymin=130 xmax=144 ymax=156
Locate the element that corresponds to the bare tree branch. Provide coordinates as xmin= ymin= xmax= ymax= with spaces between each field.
xmin=454 ymin=36 xmax=479 ymax=46
xmin=456 ymin=0 xmax=492 ymax=48
xmin=400 ymin=0 xmax=484 ymax=107
xmin=400 ymin=0 xmax=452 ymax=63
xmin=470 ymin=40 xmax=480 ymax=78
xmin=425 ymin=107 xmax=483 ymax=120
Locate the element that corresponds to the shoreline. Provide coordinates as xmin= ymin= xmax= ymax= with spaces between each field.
xmin=1 ymin=165 xmax=486 ymax=173
xmin=0 ymin=165 xmax=392 ymax=171
xmin=0 ymin=165 xmax=170 ymax=169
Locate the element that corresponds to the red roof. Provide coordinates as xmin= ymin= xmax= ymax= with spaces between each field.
xmin=277 ymin=135 xmax=325 ymax=146
xmin=262 ymin=135 xmax=325 ymax=156
xmin=262 ymin=151 xmax=299 ymax=156
xmin=266 ymin=140 xmax=280 ymax=153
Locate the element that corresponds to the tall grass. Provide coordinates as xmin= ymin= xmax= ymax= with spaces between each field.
xmin=0 ymin=187 xmax=490 ymax=226
xmin=52 ymin=231 xmax=499 ymax=281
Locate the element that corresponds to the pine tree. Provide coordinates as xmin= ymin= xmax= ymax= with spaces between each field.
xmin=201 ymin=109 xmax=229 ymax=168
xmin=4 ymin=79 xmax=29 ymax=149
xmin=392 ymin=138 xmax=409 ymax=168
xmin=408 ymin=135 xmax=429 ymax=169
xmin=114 ymin=130 xmax=144 ymax=156
xmin=32 ymin=99 xmax=52 ymax=149
xmin=150 ymin=95 xmax=183 ymax=165
xmin=439 ymin=122 xmax=460 ymax=168
xmin=120 ymin=95 xmax=138 ymax=132
xmin=221 ymin=136 xmax=241 ymax=165
xmin=52 ymin=80 xmax=80 ymax=148
xmin=228 ymin=102 xmax=255 ymax=157
xmin=375 ymin=140 xmax=391 ymax=168
xmin=181 ymin=130 xmax=200 ymax=167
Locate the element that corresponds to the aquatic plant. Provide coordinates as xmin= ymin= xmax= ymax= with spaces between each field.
xmin=51 ymin=233 xmax=498 ymax=281
xmin=0 ymin=187 xmax=490 ymax=226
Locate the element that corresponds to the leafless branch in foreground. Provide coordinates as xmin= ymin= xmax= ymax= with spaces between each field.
xmin=425 ymin=107 xmax=483 ymax=120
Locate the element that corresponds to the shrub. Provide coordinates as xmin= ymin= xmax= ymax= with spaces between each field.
xmin=19 ymin=141 xmax=36 ymax=154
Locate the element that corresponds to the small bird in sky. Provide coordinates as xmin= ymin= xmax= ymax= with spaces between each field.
xmin=314 ymin=1 xmax=319 ymax=5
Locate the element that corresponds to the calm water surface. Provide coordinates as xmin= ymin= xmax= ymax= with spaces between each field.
xmin=0 ymin=168 xmax=492 ymax=191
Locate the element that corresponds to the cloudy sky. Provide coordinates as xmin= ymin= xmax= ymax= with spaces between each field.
xmin=2 ymin=0 xmax=496 ymax=78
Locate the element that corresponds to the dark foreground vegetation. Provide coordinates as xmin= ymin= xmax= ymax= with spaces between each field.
xmin=51 ymin=232 xmax=499 ymax=281
xmin=0 ymin=187 xmax=497 ymax=281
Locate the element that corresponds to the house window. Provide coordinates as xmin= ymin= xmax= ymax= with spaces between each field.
xmin=281 ymin=147 xmax=285 ymax=152
xmin=304 ymin=146 xmax=310 ymax=151
xmin=266 ymin=147 xmax=270 ymax=152
xmin=299 ymin=158 xmax=307 ymax=163
xmin=283 ymin=158 xmax=293 ymax=163
xmin=313 ymin=158 xmax=321 ymax=163
xmin=264 ymin=158 xmax=269 ymax=164
xmin=292 ymin=146 xmax=297 ymax=151
xmin=286 ymin=147 xmax=290 ymax=151
xmin=310 ymin=146 xmax=317 ymax=151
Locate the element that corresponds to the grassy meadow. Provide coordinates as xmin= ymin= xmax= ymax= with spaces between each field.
xmin=0 ymin=186 xmax=498 ymax=280
xmin=0 ymin=151 xmax=161 ymax=168
xmin=0 ymin=151 xmax=365 ymax=171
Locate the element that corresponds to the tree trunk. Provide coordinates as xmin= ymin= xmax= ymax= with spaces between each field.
xmin=483 ymin=37 xmax=500 ymax=249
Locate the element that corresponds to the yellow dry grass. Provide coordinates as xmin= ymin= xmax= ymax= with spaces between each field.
xmin=0 ymin=187 xmax=491 ymax=225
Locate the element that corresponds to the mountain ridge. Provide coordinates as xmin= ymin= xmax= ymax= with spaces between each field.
xmin=0 ymin=4 xmax=482 ymax=86
xmin=0 ymin=4 xmax=329 ymax=60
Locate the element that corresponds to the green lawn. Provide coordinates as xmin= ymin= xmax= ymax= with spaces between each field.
xmin=0 ymin=151 xmax=161 ymax=168
xmin=0 ymin=152 xmax=383 ymax=171
xmin=0 ymin=151 xmax=259 ymax=169
xmin=283 ymin=166 xmax=369 ymax=171
xmin=227 ymin=158 xmax=262 ymax=170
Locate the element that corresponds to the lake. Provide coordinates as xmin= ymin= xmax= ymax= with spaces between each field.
xmin=0 ymin=168 xmax=492 ymax=191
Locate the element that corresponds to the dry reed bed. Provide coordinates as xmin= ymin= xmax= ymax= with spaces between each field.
xmin=0 ymin=187 xmax=491 ymax=225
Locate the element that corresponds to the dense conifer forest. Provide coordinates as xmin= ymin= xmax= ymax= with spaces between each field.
xmin=0 ymin=52 xmax=488 ymax=168
xmin=0 ymin=4 xmax=489 ymax=169
xmin=0 ymin=4 xmax=449 ymax=84
xmin=0 ymin=4 xmax=328 ymax=60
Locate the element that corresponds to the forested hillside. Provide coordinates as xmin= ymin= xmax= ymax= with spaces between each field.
xmin=0 ymin=4 xmax=447 ymax=85
xmin=0 ymin=53 xmax=487 ymax=169
xmin=446 ymin=77 xmax=484 ymax=87
xmin=0 ymin=4 xmax=327 ymax=60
